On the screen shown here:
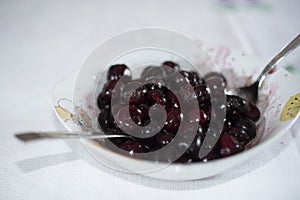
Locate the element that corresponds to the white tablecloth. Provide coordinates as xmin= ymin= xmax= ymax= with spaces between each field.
xmin=1 ymin=0 xmax=300 ymax=199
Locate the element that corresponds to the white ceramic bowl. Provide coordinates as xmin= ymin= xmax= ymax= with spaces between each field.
xmin=53 ymin=28 xmax=300 ymax=180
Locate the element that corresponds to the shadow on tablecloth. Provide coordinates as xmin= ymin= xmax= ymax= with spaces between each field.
xmin=15 ymin=128 xmax=293 ymax=191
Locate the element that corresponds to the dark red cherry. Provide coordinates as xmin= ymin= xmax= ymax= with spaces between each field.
xmin=170 ymin=71 xmax=190 ymax=86
xmin=190 ymin=71 xmax=205 ymax=86
xmin=226 ymin=95 xmax=248 ymax=117
xmin=98 ymin=109 xmax=115 ymax=133
xmin=184 ymin=133 xmax=204 ymax=161
xmin=147 ymin=89 xmax=166 ymax=106
xmin=162 ymin=61 xmax=180 ymax=74
xmin=138 ymin=104 xmax=151 ymax=124
xmin=218 ymin=133 xmax=244 ymax=157
xmin=233 ymin=118 xmax=256 ymax=144
xmin=188 ymin=109 xmax=209 ymax=126
xmin=194 ymin=84 xmax=210 ymax=101
xmin=204 ymin=72 xmax=227 ymax=88
xmin=180 ymin=83 xmax=197 ymax=104
xmin=129 ymin=105 xmax=146 ymax=126
xmin=201 ymin=146 xmax=220 ymax=161
xmin=246 ymin=102 xmax=261 ymax=122
xmin=122 ymin=81 xmax=147 ymax=106
xmin=97 ymin=92 xmax=110 ymax=110
xmin=99 ymin=80 xmax=118 ymax=106
xmin=114 ymin=105 xmax=136 ymax=133
xmin=165 ymin=90 xmax=180 ymax=110
xmin=141 ymin=66 xmax=165 ymax=80
xmin=194 ymin=84 xmax=211 ymax=110
xmin=155 ymin=131 xmax=174 ymax=147
xmin=164 ymin=108 xmax=181 ymax=132
xmin=174 ymin=154 xmax=193 ymax=163
xmin=179 ymin=70 xmax=193 ymax=85
xmin=145 ymin=79 xmax=166 ymax=91
xmin=107 ymin=64 xmax=131 ymax=80
xmin=119 ymin=140 xmax=147 ymax=154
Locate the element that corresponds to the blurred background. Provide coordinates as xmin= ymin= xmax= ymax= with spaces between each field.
xmin=0 ymin=0 xmax=299 ymax=199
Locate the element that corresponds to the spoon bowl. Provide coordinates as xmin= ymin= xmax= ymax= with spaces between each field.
xmin=228 ymin=34 xmax=300 ymax=103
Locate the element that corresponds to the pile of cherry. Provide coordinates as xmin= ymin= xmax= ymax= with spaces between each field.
xmin=97 ymin=61 xmax=261 ymax=163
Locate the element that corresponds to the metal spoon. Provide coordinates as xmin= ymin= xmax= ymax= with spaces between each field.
xmin=15 ymin=131 xmax=129 ymax=142
xmin=228 ymin=34 xmax=300 ymax=103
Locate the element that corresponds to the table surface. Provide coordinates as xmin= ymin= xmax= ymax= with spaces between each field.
xmin=1 ymin=0 xmax=300 ymax=199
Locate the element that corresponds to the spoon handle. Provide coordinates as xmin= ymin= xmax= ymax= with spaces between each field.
xmin=15 ymin=131 xmax=128 ymax=142
xmin=257 ymin=34 xmax=300 ymax=85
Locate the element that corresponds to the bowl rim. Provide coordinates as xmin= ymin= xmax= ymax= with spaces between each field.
xmin=52 ymin=40 xmax=300 ymax=179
